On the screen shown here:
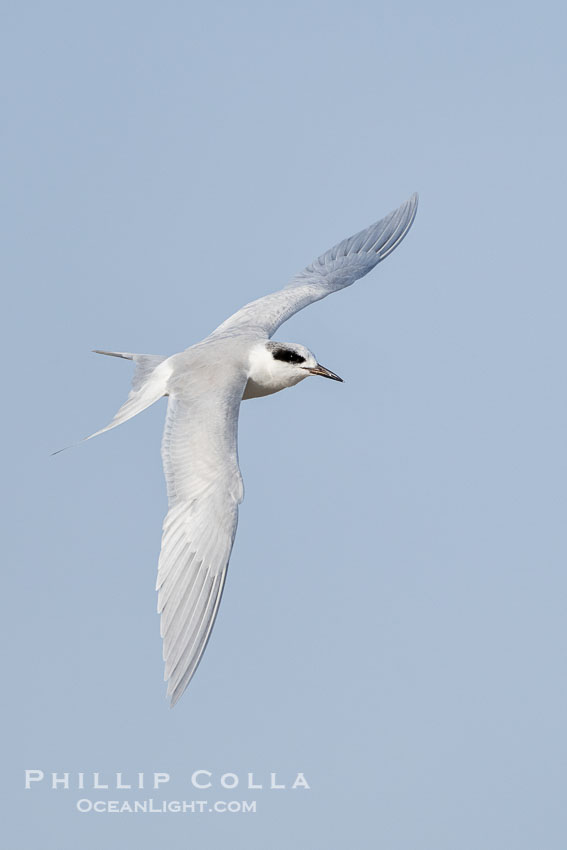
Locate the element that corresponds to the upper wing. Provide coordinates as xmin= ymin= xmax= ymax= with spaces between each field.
xmin=157 ymin=363 xmax=247 ymax=706
xmin=213 ymin=193 xmax=418 ymax=339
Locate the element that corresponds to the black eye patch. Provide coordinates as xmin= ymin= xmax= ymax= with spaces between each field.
xmin=272 ymin=348 xmax=306 ymax=364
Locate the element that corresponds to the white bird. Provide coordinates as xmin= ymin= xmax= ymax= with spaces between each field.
xmin=74 ymin=194 xmax=417 ymax=706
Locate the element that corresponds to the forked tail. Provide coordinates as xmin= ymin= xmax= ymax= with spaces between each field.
xmin=52 ymin=350 xmax=170 ymax=454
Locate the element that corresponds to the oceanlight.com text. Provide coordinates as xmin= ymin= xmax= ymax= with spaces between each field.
xmin=76 ymin=798 xmax=257 ymax=814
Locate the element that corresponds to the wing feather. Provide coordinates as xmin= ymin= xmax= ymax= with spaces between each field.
xmin=157 ymin=368 xmax=246 ymax=706
xmin=212 ymin=193 xmax=418 ymax=338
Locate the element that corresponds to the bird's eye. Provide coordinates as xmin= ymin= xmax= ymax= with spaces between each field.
xmin=272 ymin=348 xmax=306 ymax=364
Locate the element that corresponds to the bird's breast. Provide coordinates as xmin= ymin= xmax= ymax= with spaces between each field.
xmin=242 ymin=377 xmax=283 ymax=399
xmin=242 ymin=372 xmax=305 ymax=400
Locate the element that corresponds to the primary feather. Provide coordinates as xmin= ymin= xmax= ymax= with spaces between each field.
xmin=213 ymin=193 xmax=417 ymax=338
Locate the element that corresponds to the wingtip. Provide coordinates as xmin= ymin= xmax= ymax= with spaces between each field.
xmin=168 ymin=688 xmax=181 ymax=708
xmin=391 ymin=192 xmax=418 ymax=223
xmin=402 ymin=192 xmax=419 ymax=224
xmin=166 ymin=676 xmax=191 ymax=708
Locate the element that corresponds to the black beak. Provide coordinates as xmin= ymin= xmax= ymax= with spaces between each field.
xmin=305 ymin=363 xmax=343 ymax=382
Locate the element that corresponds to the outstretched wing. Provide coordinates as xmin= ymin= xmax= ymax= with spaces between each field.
xmin=157 ymin=364 xmax=247 ymax=706
xmin=213 ymin=193 xmax=418 ymax=339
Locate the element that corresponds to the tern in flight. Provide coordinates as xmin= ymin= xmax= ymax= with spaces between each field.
xmin=68 ymin=194 xmax=417 ymax=705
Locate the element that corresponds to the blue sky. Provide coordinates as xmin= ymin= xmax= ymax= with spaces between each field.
xmin=3 ymin=1 xmax=566 ymax=848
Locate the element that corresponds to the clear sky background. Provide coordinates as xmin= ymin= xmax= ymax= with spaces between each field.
xmin=3 ymin=1 xmax=566 ymax=848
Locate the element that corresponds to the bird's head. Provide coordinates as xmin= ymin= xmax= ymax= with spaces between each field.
xmin=267 ymin=341 xmax=342 ymax=383
xmin=244 ymin=341 xmax=342 ymax=399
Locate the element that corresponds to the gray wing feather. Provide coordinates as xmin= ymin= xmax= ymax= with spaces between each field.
xmin=157 ymin=368 xmax=246 ymax=706
xmin=213 ymin=193 xmax=417 ymax=338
